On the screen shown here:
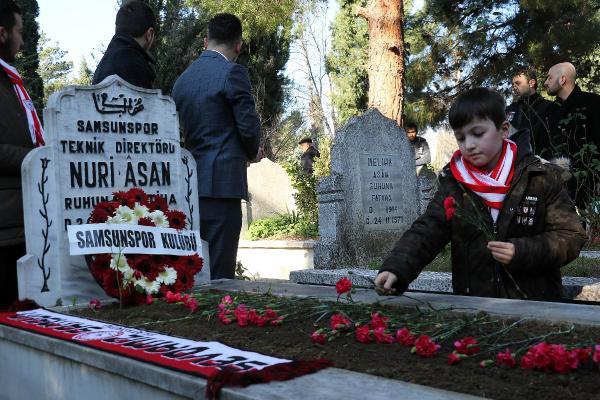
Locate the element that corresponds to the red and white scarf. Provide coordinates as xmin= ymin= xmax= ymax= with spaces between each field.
xmin=0 ymin=58 xmax=45 ymax=146
xmin=449 ymin=139 xmax=517 ymax=222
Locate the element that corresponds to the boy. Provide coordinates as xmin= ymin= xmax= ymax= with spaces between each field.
xmin=375 ymin=88 xmax=586 ymax=301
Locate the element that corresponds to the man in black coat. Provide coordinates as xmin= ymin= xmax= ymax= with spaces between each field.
xmin=0 ymin=0 xmax=40 ymax=308
xmin=93 ymin=0 xmax=156 ymax=89
xmin=544 ymin=62 xmax=600 ymax=209
xmin=505 ymin=67 xmax=558 ymax=156
xmin=298 ymin=137 xmax=320 ymax=175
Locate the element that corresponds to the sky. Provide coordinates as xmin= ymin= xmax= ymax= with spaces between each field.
xmin=37 ymin=0 xmax=119 ymax=68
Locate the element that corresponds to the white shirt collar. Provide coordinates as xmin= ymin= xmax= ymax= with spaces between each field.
xmin=210 ymin=49 xmax=229 ymax=61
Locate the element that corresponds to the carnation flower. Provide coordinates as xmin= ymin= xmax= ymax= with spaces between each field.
xmin=311 ymin=331 xmax=327 ymax=345
xmin=116 ymin=205 xmax=136 ymax=224
xmin=413 ymin=335 xmax=440 ymax=357
xmin=454 ymin=336 xmax=480 ymax=355
xmin=149 ymin=210 xmax=169 ymax=227
xmin=166 ymin=210 xmax=187 ymax=230
xmin=335 ymin=277 xmax=352 ymax=295
xmin=157 ymin=266 xmax=177 ymax=285
xmin=109 ymin=254 xmax=128 ymax=271
xmin=106 ymin=214 xmax=125 ymax=224
xmin=373 ymin=327 xmax=394 ymax=344
xmin=88 ymin=299 xmax=101 ymax=311
xmin=369 ymin=312 xmax=389 ymax=330
xmin=355 ymin=325 xmax=372 ymax=343
xmin=133 ymin=203 xmax=149 ymax=219
xmin=496 ymin=348 xmax=516 ymax=368
xmin=136 ymin=277 xmax=160 ymax=294
xmin=395 ymin=328 xmax=416 ymax=346
xmin=330 ymin=313 xmax=352 ymax=331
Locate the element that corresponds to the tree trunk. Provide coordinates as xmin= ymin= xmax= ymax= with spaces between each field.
xmin=357 ymin=0 xmax=404 ymax=126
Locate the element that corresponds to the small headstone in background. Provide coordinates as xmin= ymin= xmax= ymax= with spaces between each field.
xmin=241 ymin=159 xmax=297 ymax=236
xmin=314 ymin=109 xmax=419 ymax=269
xmin=416 ymin=166 xmax=438 ymax=214
xmin=18 ymin=76 xmax=209 ymax=307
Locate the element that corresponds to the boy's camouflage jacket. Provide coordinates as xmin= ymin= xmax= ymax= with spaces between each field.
xmin=380 ymin=131 xmax=587 ymax=301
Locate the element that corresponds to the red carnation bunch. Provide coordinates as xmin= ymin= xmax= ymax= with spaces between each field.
xmin=87 ymin=188 xmax=203 ymax=305
xmin=216 ymin=295 xmax=284 ymax=327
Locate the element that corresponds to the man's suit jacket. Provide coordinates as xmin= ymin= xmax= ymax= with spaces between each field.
xmin=172 ymin=50 xmax=261 ymax=200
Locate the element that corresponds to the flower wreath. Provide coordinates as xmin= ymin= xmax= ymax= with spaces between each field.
xmin=87 ymin=188 xmax=203 ymax=305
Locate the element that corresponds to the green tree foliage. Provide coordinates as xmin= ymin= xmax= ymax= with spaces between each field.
xmin=14 ymin=0 xmax=43 ymax=110
xmin=37 ymin=32 xmax=73 ymax=103
xmin=420 ymin=0 xmax=600 ymax=100
xmin=72 ymin=57 xmax=93 ymax=86
xmin=185 ymin=0 xmax=296 ymax=159
xmin=117 ymin=0 xmax=206 ymax=95
xmin=329 ymin=0 xmax=600 ymax=128
xmin=327 ymin=0 xmax=369 ymax=126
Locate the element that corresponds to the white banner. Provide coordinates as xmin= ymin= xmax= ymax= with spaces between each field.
xmin=67 ymin=223 xmax=201 ymax=256
xmin=4 ymin=309 xmax=288 ymax=372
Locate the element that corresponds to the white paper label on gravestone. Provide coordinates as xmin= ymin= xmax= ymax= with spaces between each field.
xmin=67 ymin=224 xmax=202 ymax=256
xmin=358 ymin=153 xmax=406 ymax=231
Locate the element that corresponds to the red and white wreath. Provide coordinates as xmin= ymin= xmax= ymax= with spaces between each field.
xmin=87 ymin=188 xmax=202 ymax=305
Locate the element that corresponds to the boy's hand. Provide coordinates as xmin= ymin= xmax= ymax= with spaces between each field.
xmin=487 ymin=241 xmax=515 ymax=265
xmin=374 ymin=271 xmax=398 ymax=295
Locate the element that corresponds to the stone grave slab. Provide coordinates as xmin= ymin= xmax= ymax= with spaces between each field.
xmin=18 ymin=75 xmax=209 ymax=307
xmin=314 ymin=109 xmax=419 ymax=269
xmin=242 ymin=158 xmax=297 ymax=235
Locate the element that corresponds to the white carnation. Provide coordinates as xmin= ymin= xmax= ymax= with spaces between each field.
xmin=106 ymin=214 xmax=125 ymax=224
xmin=109 ymin=254 xmax=128 ymax=271
xmin=136 ymin=277 xmax=160 ymax=295
xmin=116 ymin=205 xmax=136 ymax=224
xmin=133 ymin=203 xmax=149 ymax=219
xmin=157 ymin=266 xmax=177 ymax=285
xmin=149 ymin=210 xmax=169 ymax=227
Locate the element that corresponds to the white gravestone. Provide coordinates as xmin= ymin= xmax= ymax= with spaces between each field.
xmin=18 ymin=75 xmax=209 ymax=307
xmin=314 ymin=109 xmax=420 ymax=269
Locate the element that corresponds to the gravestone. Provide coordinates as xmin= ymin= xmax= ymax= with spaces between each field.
xmin=242 ymin=159 xmax=297 ymax=235
xmin=314 ymin=109 xmax=419 ymax=269
xmin=416 ymin=165 xmax=438 ymax=214
xmin=18 ymin=75 xmax=209 ymax=307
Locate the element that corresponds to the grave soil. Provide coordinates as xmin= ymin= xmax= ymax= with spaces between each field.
xmin=74 ymin=291 xmax=600 ymax=400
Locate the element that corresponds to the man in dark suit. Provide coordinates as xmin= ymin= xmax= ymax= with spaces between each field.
xmin=172 ymin=13 xmax=261 ymax=279
xmin=0 ymin=0 xmax=42 ymax=308
xmin=93 ymin=0 xmax=156 ymax=88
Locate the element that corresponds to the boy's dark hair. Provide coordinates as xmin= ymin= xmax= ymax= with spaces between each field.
xmin=0 ymin=0 xmax=21 ymax=31
xmin=298 ymin=137 xmax=312 ymax=145
xmin=404 ymin=122 xmax=418 ymax=131
xmin=513 ymin=67 xmax=538 ymax=90
xmin=208 ymin=13 xmax=242 ymax=47
xmin=449 ymin=88 xmax=506 ymax=130
xmin=116 ymin=0 xmax=156 ymax=38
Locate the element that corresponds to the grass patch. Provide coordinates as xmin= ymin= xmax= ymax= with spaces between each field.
xmin=247 ymin=212 xmax=318 ymax=240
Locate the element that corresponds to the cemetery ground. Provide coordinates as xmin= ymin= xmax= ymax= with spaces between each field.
xmin=73 ymin=287 xmax=600 ymax=400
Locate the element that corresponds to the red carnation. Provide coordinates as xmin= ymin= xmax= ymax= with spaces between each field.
xmin=373 ymin=327 xmax=394 ymax=344
xmin=593 ymin=345 xmax=600 ymax=364
xmin=234 ymin=304 xmax=249 ymax=327
xmin=448 ymin=352 xmax=463 ymax=365
xmin=413 ymin=335 xmax=440 ymax=358
xmin=112 ymin=191 xmax=130 ymax=206
xmin=311 ymin=331 xmax=327 ymax=345
xmin=166 ymin=210 xmax=187 ymax=230
xmin=369 ymin=312 xmax=389 ymax=330
xmin=395 ymin=328 xmax=416 ymax=346
xmin=355 ymin=325 xmax=372 ymax=343
xmin=125 ymin=188 xmax=148 ymax=206
xmin=138 ymin=217 xmax=155 ymax=227
xmin=330 ymin=313 xmax=352 ymax=331
xmin=496 ymin=348 xmax=516 ymax=368
xmin=443 ymin=195 xmax=456 ymax=221
xmin=147 ymin=195 xmax=168 ymax=212
xmin=335 ymin=277 xmax=352 ymax=295
xmin=454 ymin=336 xmax=480 ymax=355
